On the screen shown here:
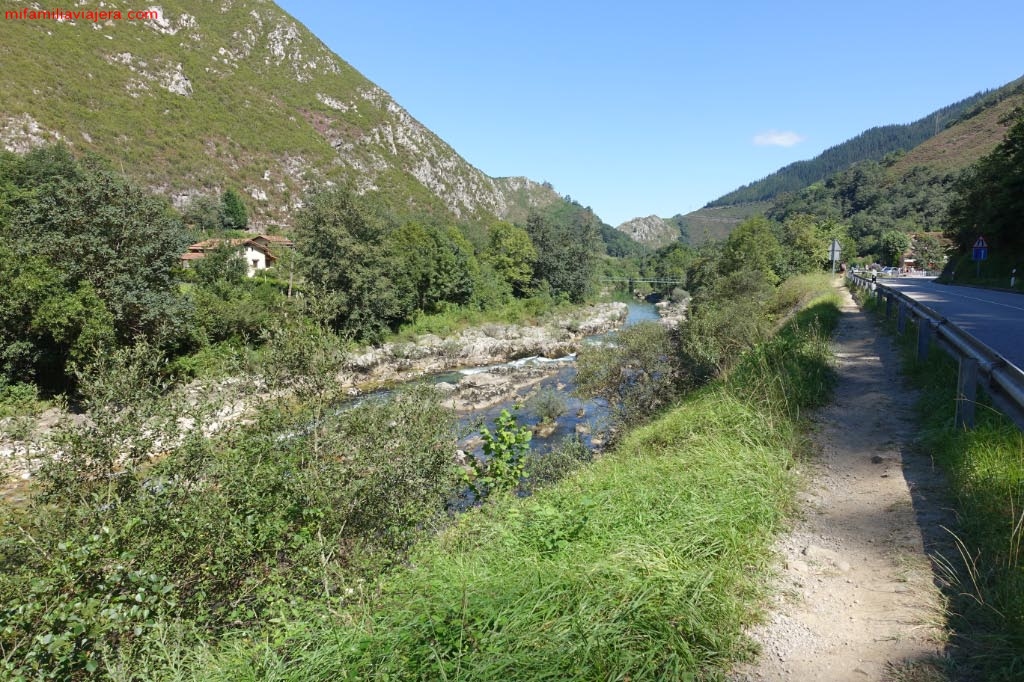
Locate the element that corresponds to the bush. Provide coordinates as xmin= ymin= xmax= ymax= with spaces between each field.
xmin=463 ymin=409 xmax=532 ymax=500
xmin=527 ymin=388 xmax=567 ymax=424
xmin=0 ymin=381 xmax=44 ymax=419
xmin=677 ymin=269 xmax=775 ymax=383
xmin=576 ymin=321 xmax=683 ymax=433
xmin=0 ymin=360 xmax=459 ymax=679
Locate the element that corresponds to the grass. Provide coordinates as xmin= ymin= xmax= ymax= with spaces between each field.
xmin=390 ymin=295 xmax=579 ymax=342
xmin=855 ymin=285 xmax=1024 ymax=680
xmin=181 ymin=282 xmax=842 ymax=681
xmin=939 ymin=251 xmax=1024 ymax=292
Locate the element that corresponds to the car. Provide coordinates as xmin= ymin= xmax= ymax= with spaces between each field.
xmin=880 ymin=266 xmax=900 ymax=277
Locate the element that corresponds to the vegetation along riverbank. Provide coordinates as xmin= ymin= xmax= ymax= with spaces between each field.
xmin=166 ymin=275 xmax=842 ymax=680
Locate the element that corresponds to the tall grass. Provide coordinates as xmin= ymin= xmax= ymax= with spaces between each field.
xmin=391 ymin=295 xmax=573 ymax=341
xmin=185 ymin=288 xmax=841 ymax=681
xmin=855 ymin=287 xmax=1024 ymax=679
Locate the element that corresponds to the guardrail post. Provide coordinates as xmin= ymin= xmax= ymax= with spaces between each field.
xmin=955 ymin=357 xmax=979 ymax=430
xmin=897 ymin=302 xmax=907 ymax=334
xmin=885 ymin=294 xmax=894 ymax=320
xmin=916 ymin=320 xmax=931 ymax=361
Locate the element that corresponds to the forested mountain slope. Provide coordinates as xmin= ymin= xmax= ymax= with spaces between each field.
xmin=705 ymin=83 xmax=1013 ymax=208
xmin=0 ymin=0 xmax=561 ymax=227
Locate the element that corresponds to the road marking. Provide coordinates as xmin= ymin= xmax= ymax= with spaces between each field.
xmin=909 ymin=283 xmax=1024 ymax=313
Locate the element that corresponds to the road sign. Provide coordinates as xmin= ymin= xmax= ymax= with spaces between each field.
xmin=972 ymin=235 xmax=989 ymax=263
xmin=828 ymin=239 xmax=842 ymax=275
xmin=828 ymin=239 xmax=842 ymax=260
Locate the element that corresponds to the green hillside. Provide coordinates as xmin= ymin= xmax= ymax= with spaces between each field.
xmin=0 ymin=0 xmax=561 ymax=228
xmin=706 ymin=80 xmax=1022 ymax=208
xmin=672 ymin=203 xmax=771 ymax=246
xmin=890 ymin=76 xmax=1024 ymax=175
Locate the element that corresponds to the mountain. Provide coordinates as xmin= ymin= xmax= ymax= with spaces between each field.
xmin=0 ymin=0 xmax=561 ymax=228
xmin=613 ymin=215 xmax=678 ymax=249
xmin=666 ymin=203 xmax=772 ymax=247
xmin=704 ymin=85 xmax=1010 ymax=208
xmin=616 ymin=74 xmax=1024 ymax=250
xmin=889 ymin=76 xmax=1024 ymax=175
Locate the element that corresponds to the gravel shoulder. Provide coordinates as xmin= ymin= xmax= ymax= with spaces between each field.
xmin=731 ymin=282 xmax=954 ymax=681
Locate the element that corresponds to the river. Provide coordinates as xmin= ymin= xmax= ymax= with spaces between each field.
xmin=438 ymin=301 xmax=661 ymax=455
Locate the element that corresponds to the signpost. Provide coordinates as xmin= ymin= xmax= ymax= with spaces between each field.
xmin=828 ymin=239 xmax=842 ymax=275
xmin=972 ymin=236 xmax=988 ymax=278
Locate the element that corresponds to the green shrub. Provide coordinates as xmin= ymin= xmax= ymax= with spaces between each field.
xmin=677 ymin=269 xmax=775 ymax=383
xmin=0 ymin=357 xmax=459 ymax=679
xmin=527 ymin=387 xmax=567 ymax=423
xmin=576 ymin=321 xmax=683 ymax=432
xmin=524 ymin=436 xmax=592 ymax=490
xmin=463 ymin=409 xmax=532 ymax=500
xmin=0 ymin=382 xmax=44 ymax=419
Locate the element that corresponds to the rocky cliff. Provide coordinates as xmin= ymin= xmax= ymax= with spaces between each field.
xmin=614 ymin=214 xmax=679 ymax=248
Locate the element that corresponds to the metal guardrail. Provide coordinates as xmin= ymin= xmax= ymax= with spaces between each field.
xmin=847 ymin=272 xmax=1024 ymax=430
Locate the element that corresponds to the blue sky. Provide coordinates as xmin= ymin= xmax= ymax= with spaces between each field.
xmin=277 ymin=0 xmax=1024 ymax=226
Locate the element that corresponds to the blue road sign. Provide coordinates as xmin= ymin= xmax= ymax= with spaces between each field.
xmin=972 ymin=236 xmax=989 ymax=261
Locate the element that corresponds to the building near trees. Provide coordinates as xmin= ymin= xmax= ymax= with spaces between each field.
xmin=181 ymin=235 xmax=293 ymax=276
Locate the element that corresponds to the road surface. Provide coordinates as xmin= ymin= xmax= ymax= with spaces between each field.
xmin=879 ymin=277 xmax=1024 ymax=371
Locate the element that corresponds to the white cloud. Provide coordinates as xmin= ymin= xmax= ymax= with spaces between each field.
xmin=752 ymin=130 xmax=805 ymax=147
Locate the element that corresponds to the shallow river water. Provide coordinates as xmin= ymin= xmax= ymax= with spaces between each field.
xmin=443 ymin=302 xmax=661 ymax=455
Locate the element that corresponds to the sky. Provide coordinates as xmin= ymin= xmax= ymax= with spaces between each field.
xmin=276 ymin=0 xmax=1024 ymax=227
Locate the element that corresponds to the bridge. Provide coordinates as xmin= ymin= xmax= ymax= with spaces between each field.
xmin=599 ymin=278 xmax=687 ymax=286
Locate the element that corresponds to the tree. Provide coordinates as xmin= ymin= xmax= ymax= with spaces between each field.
xmin=295 ymin=187 xmax=414 ymax=341
xmin=191 ymin=243 xmax=247 ymax=285
xmin=777 ymin=213 xmax=827 ymax=275
xmin=880 ymin=230 xmax=911 ymax=266
xmin=484 ymin=221 xmax=536 ymax=296
xmin=389 ymin=222 xmax=478 ymax=312
xmin=182 ymin=195 xmax=223 ymax=234
xmin=911 ymin=232 xmax=948 ymax=270
xmin=0 ymin=246 xmax=115 ymax=387
xmin=3 ymin=148 xmax=190 ymax=352
xmin=525 ymin=206 xmax=599 ymax=302
xmin=220 ymin=188 xmax=248 ymax=230
xmin=651 ymin=242 xmax=696 ymax=293
xmin=946 ymin=108 xmax=1024 ymax=251
xmin=719 ymin=216 xmax=783 ymax=284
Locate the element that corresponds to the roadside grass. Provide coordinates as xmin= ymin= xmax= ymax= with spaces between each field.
xmin=939 ymin=251 xmax=1024 ymax=292
xmin=854 ymin=286 xmax=1024 ymax=680
xmin=184 ymin=285 xmax=841 ymax=681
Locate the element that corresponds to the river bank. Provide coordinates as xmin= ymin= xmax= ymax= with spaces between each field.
xmin=0 ymin=302 xmax=631 ymax=490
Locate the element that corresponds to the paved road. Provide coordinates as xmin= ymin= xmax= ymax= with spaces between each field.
xmin=879 ymin=277 xmax=1024 ymax=371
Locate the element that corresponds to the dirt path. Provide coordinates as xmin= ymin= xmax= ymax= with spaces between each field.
xmin=732 ymin=283 xmax=953 ymax=681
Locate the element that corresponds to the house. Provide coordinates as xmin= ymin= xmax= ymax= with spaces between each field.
xmin=180 ymin=235 xmax=291 ymax=277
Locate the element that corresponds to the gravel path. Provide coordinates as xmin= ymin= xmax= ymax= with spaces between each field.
xmin=731 ymin=283 xmax=953 ymax=681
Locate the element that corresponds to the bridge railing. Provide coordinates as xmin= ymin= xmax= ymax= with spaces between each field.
xmin=847 ymin=272 xmax=1024 ymax=430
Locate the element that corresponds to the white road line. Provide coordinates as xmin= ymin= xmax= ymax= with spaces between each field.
xmin=907 ymin=284 xmax=1024 ymax=314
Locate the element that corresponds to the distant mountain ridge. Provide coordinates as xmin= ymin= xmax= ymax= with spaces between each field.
xmin=0 ymin=0 xmax=562 ymax=227
xmin=613 ymin=74 xmax=1024 ymax=249
xmin=705 ymin=80 xmax=1024 ymax=209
